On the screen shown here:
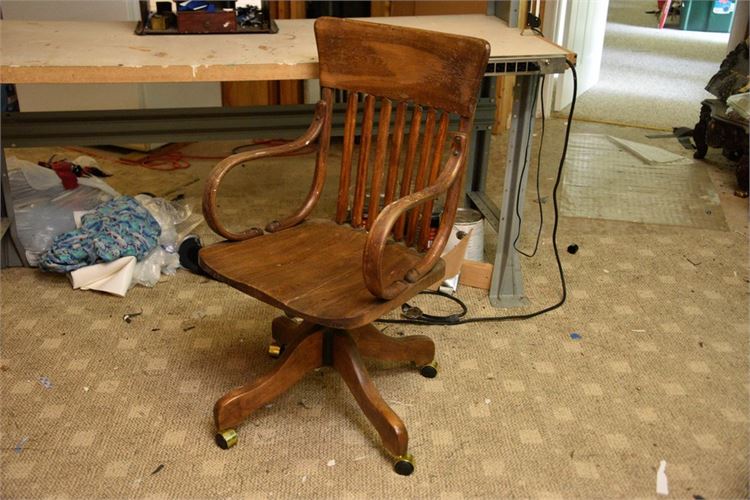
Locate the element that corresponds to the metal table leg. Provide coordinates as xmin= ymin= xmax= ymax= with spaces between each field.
xmin=489 ymin=74 xmax=540 ymax=307
xmin=464 ymin=76 xmax=496 ymax=207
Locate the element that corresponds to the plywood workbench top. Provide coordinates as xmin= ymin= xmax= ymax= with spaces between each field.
xmin=0 ymin=15 xmax=570 ymax=84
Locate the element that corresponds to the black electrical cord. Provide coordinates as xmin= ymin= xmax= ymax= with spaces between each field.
xmin=398 ymin=289 xmax=468 ymax=324
xmin=376 ymin=60 xmax=577 ymax=326
xmin=513 ymin=74 xmax=546 ymax=258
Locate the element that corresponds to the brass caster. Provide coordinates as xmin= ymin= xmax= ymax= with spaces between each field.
xmin=393 ymin=453 xmax=415 ymax=476
xmin=215 ymin=429 xmax=238 ymax=450
xmin=268 ymin=343 xmax=284 ymax=358
xmin=419 ymin=360 xmax=438 ymax=378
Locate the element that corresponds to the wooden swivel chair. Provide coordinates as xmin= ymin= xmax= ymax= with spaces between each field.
xmin=199 ymin=17 xmax=490 ymax=475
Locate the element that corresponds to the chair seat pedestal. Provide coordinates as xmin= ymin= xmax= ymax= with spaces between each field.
xmin=213 ymin=317 xmax=436 ymax=472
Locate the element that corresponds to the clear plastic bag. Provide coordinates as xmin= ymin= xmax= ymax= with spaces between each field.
xmin=131 ymin=246 xmax=181 ymax=287
xmin=131 ymin=195 xmax=199 ymax=288
xmin=134 ymin=194 xmax=192 ymax=249
xmin=8 ymin=157 xmax=116 ymax=266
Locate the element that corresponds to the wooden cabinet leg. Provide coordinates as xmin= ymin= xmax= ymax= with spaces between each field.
xmin=215 ymin=327 xmax=324 ymax=430
xmin=348 ymin=323 xmax=434 ymax=366
xmin=331 ymin=331 xmax=408 ymax=458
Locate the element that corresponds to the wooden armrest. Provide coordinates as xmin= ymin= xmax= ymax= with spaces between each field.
xmin=363 ymin=134 xmax=468 ymax=300
xmin=202 ymin=101 xmax=328 ymax=241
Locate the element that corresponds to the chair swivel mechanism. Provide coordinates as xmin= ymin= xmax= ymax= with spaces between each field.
xmin=199 ymin=17 xmax=489 ymax=475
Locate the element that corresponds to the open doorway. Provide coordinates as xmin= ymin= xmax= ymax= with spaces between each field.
xmin=547 ymin=0 xmax=738 ymax=131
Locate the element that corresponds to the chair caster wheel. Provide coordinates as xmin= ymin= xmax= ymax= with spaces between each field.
xmin=419 ymin=360 xmax=438 ymax=378
xmin=394 ymin=453 xmax=415 ymax=476
xmin=268 ymin=343 xmax=284 ymax=358
xmin=215 ymin=429 xmax=238 ymax=450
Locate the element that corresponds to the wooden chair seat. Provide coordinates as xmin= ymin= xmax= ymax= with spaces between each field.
xmin=199 ymin=219 xmax=445 ymax=329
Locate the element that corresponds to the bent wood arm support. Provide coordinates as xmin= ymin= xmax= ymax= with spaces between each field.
xmin=202 ymin=100 xmax=329 ymax=241
xmin=363 ymin=133 xmax=468 ymax=300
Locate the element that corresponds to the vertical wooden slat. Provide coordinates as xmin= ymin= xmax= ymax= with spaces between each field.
xmin=366 ymin=98 xmax=392 ymax=230
xmin=393 ymin=105 xmax=423 ymax=241
xmin=336 ymin=92 xmax=359 ymax=224
xmin=405 ymin=108 xmax=436 ymax=246
xmin=351 ymin=94 xmax=376 ymax=228
xmin=315 ymin=86 xmax=334 ymax=185
xmin=417 ymin=111 xmax=449 ymax=250
xmin=413 ymin=117 xmax=472 ymax=276
xmin=383 ymin=101 xmax=407 ymax=208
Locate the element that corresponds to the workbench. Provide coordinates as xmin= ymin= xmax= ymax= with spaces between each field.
xmin=0 ymin=14 xmax=573 ymax=307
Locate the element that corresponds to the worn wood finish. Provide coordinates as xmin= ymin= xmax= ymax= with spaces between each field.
xmin=394 ymin=105 xmax=423 ymax=241
xmin=271 ymin=316 xmax=319 ymax=345
xmin=1 ymin=17 xmax=572 ymax=85
xmin=363 ymin=134 xmax=467 ymax=298
xmin=418 ymin=112 xmax=450 ymax=250
xmin=267 ymin=88 xmax=333 ymax=234
xmin=203 ymin=17 xmax=490 ymax=469
xmin=215 ymin=325 xmax=411 ymax=458
xmin=352 ymin=94 xmax=376 ymax=228
xmin=366 ymin=98 xmax=393 ymax=230
xmin=336 ymin=92 xmax=359 ymax=224
xmin=405 ymin=108 xmax=436 ymax=247
xmin=331 ymin=331 xmax=408 ymax=458
xmin=215 ymin=327 xmax=324 ymax=431
xmin=409 ymin=117 xmax=473 ymax=281
xmin=271 ymin=319 xmax=435 ymax=367
xmin=347 ymin=324 xmax=434 ymax=366
xmin=315 ymin=17 xmax=490 ymax=116
xmin=383 ymin=102 xmax=407 ymax=208
xmin=200 ymin=219 xmax=445 ymax=329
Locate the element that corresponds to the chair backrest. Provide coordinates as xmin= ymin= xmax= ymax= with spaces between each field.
xmin=314 ymin=17 xmax=490 ymax=253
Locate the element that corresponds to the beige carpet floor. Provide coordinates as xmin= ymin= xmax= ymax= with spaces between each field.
xmin=569 ymin=0 xmax=731 ymax=131
xmin=1 ymin=118 xmax=749 ymax=498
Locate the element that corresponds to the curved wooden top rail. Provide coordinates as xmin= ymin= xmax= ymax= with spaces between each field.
xmin=315 ymin=17 xmax=490 ymax=117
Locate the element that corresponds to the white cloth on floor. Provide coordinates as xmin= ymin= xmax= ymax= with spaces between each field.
xmin=68 ymin=256 xmax=136 ymax=297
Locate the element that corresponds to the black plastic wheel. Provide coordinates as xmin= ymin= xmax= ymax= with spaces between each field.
xmin=394 ymin=458 xmax=415 ymax=476
xmin=419 ymin=363 xmax=438 ymax=379
xmin=214 ymin=429 xmax=237 ymax=450
xmin=215 ymin=433 xmax=230 ymax=450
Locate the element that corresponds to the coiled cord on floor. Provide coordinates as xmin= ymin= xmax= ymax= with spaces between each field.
xmin=377 ymin=60 xmax=578 ymax=326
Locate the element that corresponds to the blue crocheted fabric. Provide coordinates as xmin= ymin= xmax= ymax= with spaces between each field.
xmin=40 ymin=196 xmax=161 ymax=273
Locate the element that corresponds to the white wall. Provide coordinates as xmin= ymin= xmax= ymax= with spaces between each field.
xmin=3 ymin=0 xmax=222 ymax=112
xmin=727 ymin=0 xmax=749 ymax=53
xmin=544 ymin=0 xmax=610 ymax=111
xmin=1 ymin=0 xmax=141 ymax=21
